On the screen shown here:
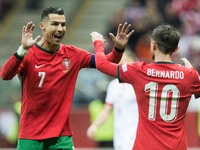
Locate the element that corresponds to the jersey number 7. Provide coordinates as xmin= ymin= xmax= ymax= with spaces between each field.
xmin=38 ymin=72 xmax=46 ymax=88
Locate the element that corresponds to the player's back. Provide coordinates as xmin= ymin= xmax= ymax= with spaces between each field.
xmin=118 ymin=61 xmax=200 ymax=150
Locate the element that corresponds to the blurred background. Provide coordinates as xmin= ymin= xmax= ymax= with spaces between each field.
xmin=0 ymin=0 xmax=200 ymax=149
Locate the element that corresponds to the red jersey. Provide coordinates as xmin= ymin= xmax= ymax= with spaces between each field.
xmin=0 ymin=43 xmax=123 ymax=140
xmin=93 ymin=41 xmax=200 ymax=150
xmin=117 ymin=62 xmax=200 ymax=150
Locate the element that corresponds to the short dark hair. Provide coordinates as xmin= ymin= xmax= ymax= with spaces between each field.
xmin=41 ymin=7 xmax=64 ymax=21
xmin=152 ymin=23 xmax=180 ymax=54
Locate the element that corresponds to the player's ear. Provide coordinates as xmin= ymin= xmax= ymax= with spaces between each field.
xmin=152 ymin=41 xmax=158 ymax=51
xmin=39 ymin=22 xmax=45 ymax=31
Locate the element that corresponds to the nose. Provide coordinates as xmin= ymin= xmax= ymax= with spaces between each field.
xmin=57 ymin=24 xmax=63 ymax=31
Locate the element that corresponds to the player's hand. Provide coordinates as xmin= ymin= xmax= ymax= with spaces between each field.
xmin=90 ymin=32 xmax=106 ymax=43
xmin=21 ymin=22 xmax=40 ymax=49
xmin=109 ymin=22 xmax=134 ymax=50
xmin=87 ymin=124 xmax=97 ymax=140
xmin=181 ymin=57 xmax=193 ymax=68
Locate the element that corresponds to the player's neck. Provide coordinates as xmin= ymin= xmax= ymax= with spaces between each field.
xmin=38 ymin=39 xmax=59 ymax=52
xmin=154 ymin=53 xmax=172 ymax=62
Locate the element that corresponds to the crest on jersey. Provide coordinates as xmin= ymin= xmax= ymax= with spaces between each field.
xmin=62 ymin=58 xmax=71 ymax=73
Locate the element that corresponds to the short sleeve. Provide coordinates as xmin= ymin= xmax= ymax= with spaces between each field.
xmin=117 ymin=62 xmax=145 ymax=84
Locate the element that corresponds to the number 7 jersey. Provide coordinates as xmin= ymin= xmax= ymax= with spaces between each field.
xmin=13 ymin=43 xmax=94 ymax=139
xmin=117 ymin=61 xmax=200 ymax=150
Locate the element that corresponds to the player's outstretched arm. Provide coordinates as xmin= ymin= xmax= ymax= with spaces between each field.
xmin=22 ymin=22 xmax=40 ymax=49
xmin=1 ymin=22 xmax=40 ymax=80
xmin=91 ymin=32 xmax=118 ymax=78
xmin=181 ymin=57 xmax=193 ymax=68
xmin=87 ymin=104 xmax=112 ymax=140
xmin=17 ymin=22 xmax=40 ymax=57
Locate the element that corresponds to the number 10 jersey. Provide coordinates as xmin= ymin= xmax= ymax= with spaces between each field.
xmin=117 ymin=61 xmax=200 ymax=150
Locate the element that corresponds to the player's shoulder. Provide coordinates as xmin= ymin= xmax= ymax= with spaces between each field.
xmin=175 ymin=64 xmax=200 ymax=81
xmin=125 ymin=61 xmax=147 ymax=71
xmin=60 ymin=44 xmax=86 ymax=52
xmin=59 ymin=44 xmax=90 ymax=56
xmin=122 ymin=61 xmax=146 ymax=68
xmin=176 ymin=64 xmax=198 ymax=74
xmin=60 ymin=44 xmax=75 ymax=50
xmin=128 ymin=61 xmax=146 ymax=66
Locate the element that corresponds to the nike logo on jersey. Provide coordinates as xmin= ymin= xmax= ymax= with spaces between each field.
xmin=35 ymin=64 xmax=45 ymax=68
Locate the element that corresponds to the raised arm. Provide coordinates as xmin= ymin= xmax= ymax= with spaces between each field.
xmin=101 ymin=22 xmax=134 ymax=63
xmin=1 ymin=22 xmax=40 ymax=80
xmin=91 ymin=32 xmax=118 ymax=77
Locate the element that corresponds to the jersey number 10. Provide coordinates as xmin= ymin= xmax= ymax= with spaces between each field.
xmin=145 ymin=82 xmax=180 ymax=122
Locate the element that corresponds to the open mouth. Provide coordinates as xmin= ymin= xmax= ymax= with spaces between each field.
xmin=54 ymin=35 xmax=62 ymax=42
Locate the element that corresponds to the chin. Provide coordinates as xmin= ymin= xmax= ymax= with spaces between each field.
xmin=54 ymin=41 xmax=61 ymax=45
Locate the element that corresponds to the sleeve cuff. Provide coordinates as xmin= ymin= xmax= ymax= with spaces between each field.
xmin=14 ymin=52 xmax=24 ymax=61
xmin=114 ymin=46 xmax=124 ymax=53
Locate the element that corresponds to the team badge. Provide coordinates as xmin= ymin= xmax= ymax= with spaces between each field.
xmin=62 ymin=58 xmax=71 ymax=73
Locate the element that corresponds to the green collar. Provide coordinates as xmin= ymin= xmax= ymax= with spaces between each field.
xmin=153 ymin=61 xmax=175 ymax=64
xmin=35 ymin=43 xmax=60 ymax=54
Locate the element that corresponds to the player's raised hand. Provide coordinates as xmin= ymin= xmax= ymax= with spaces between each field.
xmin=22 ymin=22 xmax=40 ymax=49
xmin=181 ymin=57 xmax=193 ymax=68
xmin=109 ymin=22 xmax=134 ymax=50
xmin=90 ymin=32 xmax=106 ymax=43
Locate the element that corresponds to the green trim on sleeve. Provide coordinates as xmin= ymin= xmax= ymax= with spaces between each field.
xmin=14 ymin=52 xmax=24 ymax=61
xmin=114 ymin=46 xmax=124 ymax=52
xmin=117 ymin=65 xmax=122 ymax=82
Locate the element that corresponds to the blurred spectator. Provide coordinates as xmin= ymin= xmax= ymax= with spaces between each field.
xmin=103 ymin=0 xmax=200 ymax=69
xmin=172 ymin=0 xmax=200 ymax=35
xmin=163 ymin=1 xmax=182 ymax=28
xmin=125 ymin=0 xmax=146 ymax=23
xmin=172 ymin=0 xmax=199 ymax=14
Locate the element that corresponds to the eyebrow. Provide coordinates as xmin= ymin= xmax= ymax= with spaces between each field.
xmin=51 ymin=20 xmax=66 ymax=24
xmin=51 ymin=20 xmax=65 ymax=23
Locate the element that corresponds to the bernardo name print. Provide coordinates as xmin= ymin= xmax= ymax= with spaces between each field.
xmin=147 ymin=69 xmax=184 ymax=79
